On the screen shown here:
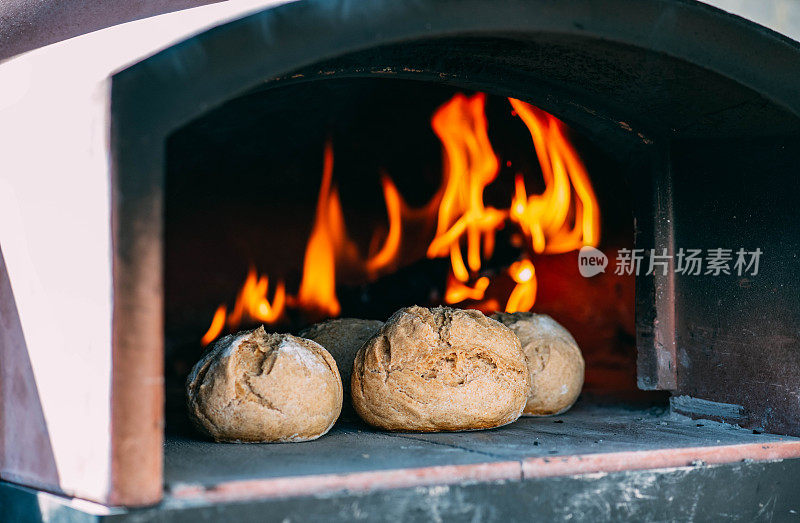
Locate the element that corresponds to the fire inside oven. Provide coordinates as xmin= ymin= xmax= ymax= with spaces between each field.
xmin=164 ymin=77 xmax=650 ymax=435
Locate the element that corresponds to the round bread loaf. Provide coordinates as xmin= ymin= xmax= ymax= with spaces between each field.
xmin=491 ymin=312 xmax=584 ymax=416
xmin=299 ymin=318 xmax=384 ymax=394
xmin=351 ymin=305 xmax=530 ymax=432
xmin=186 ymin=326 xmax=342 ymax=442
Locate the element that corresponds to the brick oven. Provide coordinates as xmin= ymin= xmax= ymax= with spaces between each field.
xmin=2 ymin=0 xmax=800 ymax=520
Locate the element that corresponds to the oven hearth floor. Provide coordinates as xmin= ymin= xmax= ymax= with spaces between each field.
xmin=164 ymin=399 xmax=800 ymax=502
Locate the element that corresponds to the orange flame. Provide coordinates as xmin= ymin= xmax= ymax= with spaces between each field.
xmin=506 ymin=259 xmax=537 ymax=313
xmin=295 ymin=143 xmax=409 ymax=314
xmin=200 ymin=267 xmax=287 ymax=347
xmin=365 ymin=173 xmax=403 ymax=274
xmin=426 ymin=95 xmax=599 ymax=314
xmin=444 ymin=275 xmax=490 ymax=304
xmin=201 ymin=305 xmax=227 ymax=346
xmin=507 ymin=98 xmax=599 ymax=255
xmin=294 ymin=141 xmax=343 ymax=317
xmin=427 ymin=93 xmax=506 ymax=281
xmin=201 ymin=141 xmax=413 ymax=345
xmin=233 ymin=269 xmax=286 ymax=324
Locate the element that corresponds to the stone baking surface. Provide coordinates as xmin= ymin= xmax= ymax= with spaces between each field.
xmin=164 ymin=399 xmax=799 ymax=492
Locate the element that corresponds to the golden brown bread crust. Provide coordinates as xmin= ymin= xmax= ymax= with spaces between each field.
xmin=299 ymin=318 xmax=384 ymax=394
xmin=491 ymin=312 xmax=584 ymax=416
xmin=351 ymin=306 xmax=529 ymax=432
xmin=186 ymin=326 xmax=342 ymax=442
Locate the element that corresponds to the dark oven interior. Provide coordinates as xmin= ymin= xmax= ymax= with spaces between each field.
xmin=164 ymin=77 xmax=650 ymax=422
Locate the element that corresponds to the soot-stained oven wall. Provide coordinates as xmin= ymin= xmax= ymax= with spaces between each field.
xmin=669 ymin=136 xmax=800 ymax=434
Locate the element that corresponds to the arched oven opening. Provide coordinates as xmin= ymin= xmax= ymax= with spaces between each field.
xmin=3 ymin=0 xmax=800 ymax=513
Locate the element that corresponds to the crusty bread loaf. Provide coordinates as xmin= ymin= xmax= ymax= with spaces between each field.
xmin=352 ymin=306 xmax=529 ymax=432
xmin=299 ymin=318 xmax=383 ymax=394
xmin=491 ymin=312 xmax=584 ymax=416
xmin=186 ymin=326 xmax=342 ymax=442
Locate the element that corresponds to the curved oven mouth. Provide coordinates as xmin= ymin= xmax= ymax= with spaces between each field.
xmin=142 ymin=11 xmax=800 ymax=509
xmin=157 ymin=46 xmax=798 ymax=507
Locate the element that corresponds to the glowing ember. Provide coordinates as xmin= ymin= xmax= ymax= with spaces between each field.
xmin=506 ymin=259 xmax=537 ymax=313
xmin=201 ymin=93 xmax=600 ymax=345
